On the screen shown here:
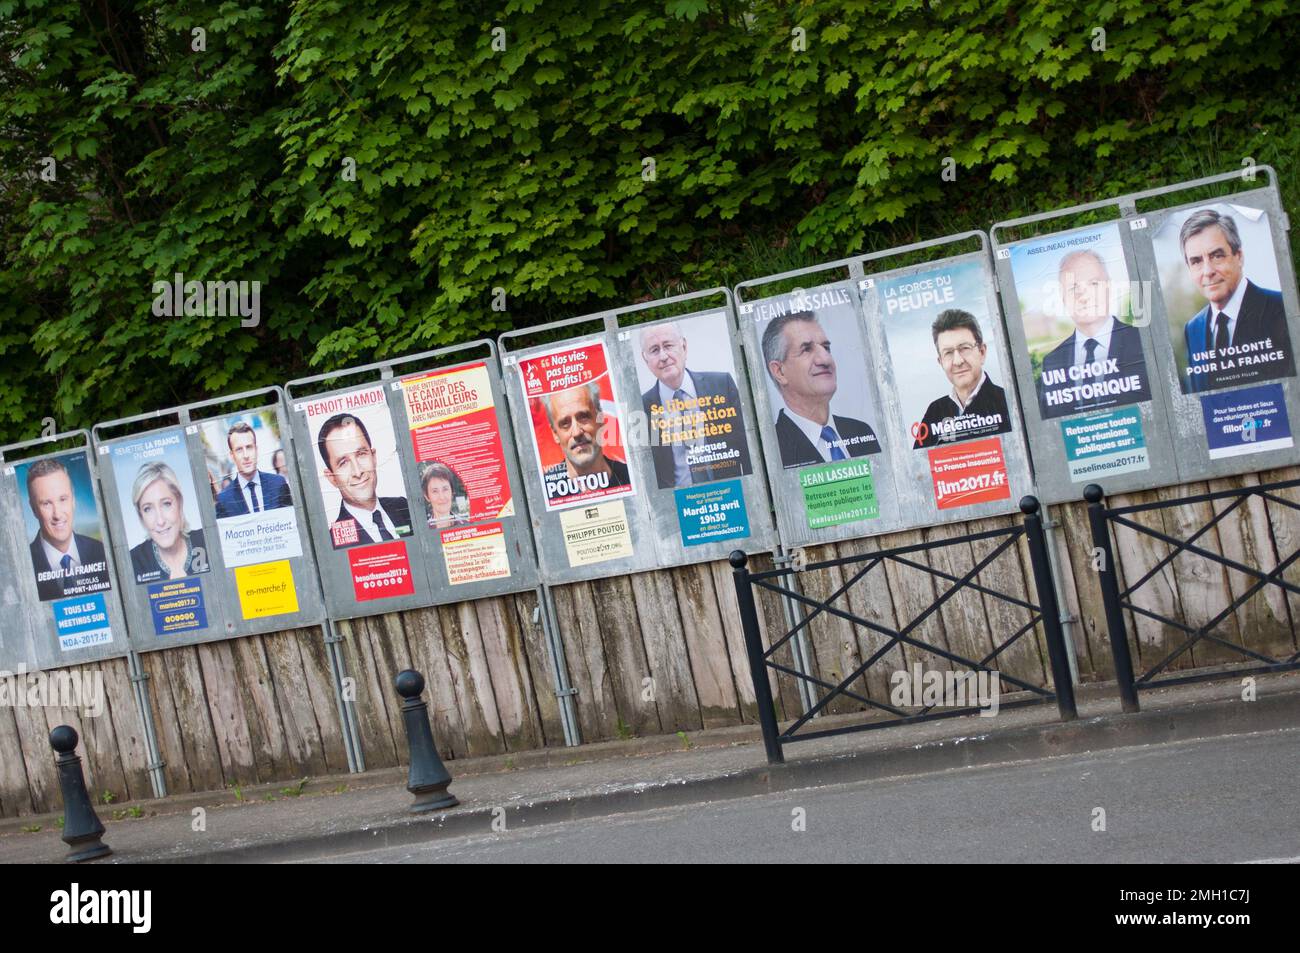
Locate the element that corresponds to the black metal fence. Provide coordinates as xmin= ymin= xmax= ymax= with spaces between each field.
xmin=730 ymin=497 xmax=1077 ymax=765
xmin=1086 ymin=481 xmax=1300 ymax=713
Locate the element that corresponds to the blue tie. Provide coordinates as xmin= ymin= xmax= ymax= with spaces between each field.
xmin=248 ymin=481 xmax=260 ymax=512
xmin=821 ymin=425 xmax=847 ymax=461
xmin=60 ymin=554 xmax=73 ymax=573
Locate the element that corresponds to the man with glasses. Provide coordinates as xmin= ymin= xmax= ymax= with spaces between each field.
xmin=317 ymin=413 xmax=413 ymax=549
xmin=913 ymin=309 xmax=1012 ymax=449
xmin=637 ymin=321 xmax=752 ymax=488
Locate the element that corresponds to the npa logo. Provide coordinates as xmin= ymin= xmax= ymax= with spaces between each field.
xmin=50 ymin=883 xmax=151 ymax=933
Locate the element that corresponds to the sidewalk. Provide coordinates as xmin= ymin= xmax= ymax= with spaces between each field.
xmin=3 ymin=672 xmax=1298 ymax=863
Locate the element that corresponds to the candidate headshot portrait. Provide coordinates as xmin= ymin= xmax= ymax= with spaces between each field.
xmin=1008 ymin=222 xmax=1152 ymax=419
xmin=1153 ymin=204 xmax=1295 ymax=394
xmin=203 ymin=415 xmax=294 ymax=518
xmin=540 ymin=381 xmax=631 ymax=490
xmin=634 ymin=313 xmax=753 ymax=489
xmin=316 ymin=411 xmax=413 ymax=550
xmin=760 ymin=308 xmax=881 ymax=469
xmin=18 ymin=453 xmax=112 ymax=602
xmin=421 ymin=461 xmax=468 ymax=530
xmin=127 ymin=461 xmax=210 ymax=584
xmin=912 ymin=309 xmax=1013 ymax=449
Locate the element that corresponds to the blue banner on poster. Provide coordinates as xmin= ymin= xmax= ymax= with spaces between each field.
xmin=1060 ymin=408 xmax=1150 ymax=483
xmin=147 ymin=577 xmax=208 ymax=635
xmin=51 ymin=593 xmax=113 ymax=652
xmin=1200 ymin=383 xmax=1294 ymax=460
xmin=674 ymin=478 xmax=751 ymax=547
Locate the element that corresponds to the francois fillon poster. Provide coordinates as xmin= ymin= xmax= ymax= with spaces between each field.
xmin=878 ymin=259 xmax=1014 ymax=511
xmin=628 ymin=311 xmax=755 ymax=549
xmin=11 ymin=450 xmax=115 ymax=651
xmin=399 ymin=361 xmax=513 ymax=586
xmin=518 ymin=339 xmax=637 ymax=568
xmin=1152 ymin=202 xmax=1297 ymax=462
xmin=1010 ymin=222 xmax=1157 ymax=483
xmin=752 ymin=284 xmax=884 ymax=530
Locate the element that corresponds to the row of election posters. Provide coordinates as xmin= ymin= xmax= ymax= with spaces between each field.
xmin=292 ymin=359 xmax=530 ymax=616
xmin=505 ymin=307 xmax=768 ymax=575
xmin=98 ymin=410 xmax=314 ymax=640
xmin=1000 ymin=194 xmax=1298 ymax=497
xmin=737 ymin=255 xmax=1031 ymax=547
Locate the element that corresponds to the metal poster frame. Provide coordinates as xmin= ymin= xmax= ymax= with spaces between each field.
xmin=0 ymin=430 xmax=131 ymax=672
xmin=991 ymin=166 xmax=1300 ymax=504
xmin=498 ymin=287 xmax=779 ymax=586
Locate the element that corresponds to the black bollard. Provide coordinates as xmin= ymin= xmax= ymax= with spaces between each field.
xmin=394 ymin=670 xmax=459 ymax=813
xmin=50 ymin=725 xmax=112 ymax=862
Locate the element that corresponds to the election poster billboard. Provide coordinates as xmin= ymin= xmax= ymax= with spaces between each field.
xmin=517 ymin=339 xmax=636 ymax=512
xmin=1007 ymin=222 xmax=1155 ymax=420
xmin=0 ymin=442 xmax=125 ymax=669
xmin=1151 ymin=201 xmax=1295 ymax=395
xmin=198 ymin=410 xmax=303 ymax=569
xmin=13 ymin=450 xmax=114 ymax=604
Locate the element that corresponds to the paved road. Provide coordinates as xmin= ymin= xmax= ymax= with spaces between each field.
xmin=306 ymin=730 xmax=1300 ymax=864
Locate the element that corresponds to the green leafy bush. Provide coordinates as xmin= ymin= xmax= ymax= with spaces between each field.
xmin=1 ymin=0 xmax=1296 ymax=442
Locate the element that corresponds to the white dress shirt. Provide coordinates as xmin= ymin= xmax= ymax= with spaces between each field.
xmin=1072 ymin=316 xmax=1117 ymax=369
xmin=782 ymin=408 xmax=842 ymax=462
xmin=343 ymin=500 xmax=399 ymax=540
xmin=41 ymin=535 xmax=82 ymax=573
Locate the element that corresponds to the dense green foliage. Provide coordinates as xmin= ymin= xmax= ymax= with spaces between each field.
xmin=2 ymin=0 xmax=1298 ymax=443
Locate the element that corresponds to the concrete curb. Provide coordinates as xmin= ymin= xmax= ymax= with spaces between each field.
xmin=153 ymin=686 xmax=1300 ymax=863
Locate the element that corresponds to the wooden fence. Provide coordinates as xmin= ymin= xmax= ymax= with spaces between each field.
xmin=4 ymin=466 xmax=1298 ymax=816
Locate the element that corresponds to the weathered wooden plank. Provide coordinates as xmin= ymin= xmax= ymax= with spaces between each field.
xmin=99 ymin=658 xmax=152 ymax=803
xmin=670 ymin=563 xmax=742 ymax=729
xmin=401 ymin=607 xmax=468 ymax=760
xmin=0 ymin=703 xmax=35 ymax=817
xmin=628 ymin=570 xmax=701 ymax=733
xmin=788 ymin=542 xmax=869 ymax=716
xmin=973 ymin=516 xmax=1047 ymax=691
xmin=64 ymin=662 xmax=131 ymax=804
xmin=150 ymin=646 xmax=225 ymax=793
xmin=509 ymin=589 xmax=566 ymax=747
xmin=834 ymin=536 xmax=908 ymax=707
xmin=337 ymin=616 xmax=401 ymax=769
xmin=368 ymin=611 xmax=417 ymax=763
xmin=137 ymin=649 xmax=190 ymax=794
xmin=436 ymin=603 xmax=503 ymax=757
xmin=1256 ymin=465 xmax=1300 ymax=658
xmin=1108 ymin=488 xmax=1182 ymax=674
xmin=9 ymin=686 xmax=58 ymax=813
xmin=474 ymin=596 xmax=545 ymax=751
xmin=1154 ymin=483 xmax=1240 ymax=669
xmin=195 ymin=640 xmax=259 ymax=786
xmin=294 ymin=626 xmax=350 ymax=774
xmin=878 ymin=528 xmax=953 ymax=682
xmin=1048 ymin=500 xmax=1101 ymax=681
xmin=921 ymin=523 xmax=1002 ymax=696
xmin=261 ymin=630 xmax=329 ymax=778
xmin=228 ymin=635 xmax=287 ymax=779
xmin=708 ymin=558 xmax=766 ymax=723
xmin=550 ymin=581 xmax=618 ymax=742
xmin=747 ymin=552 xmax=802 ymax=721
xmin=1207 ymin=473 xmax=1295 ymax=659
xmin=592 ymin=573 xmax=662 ymax=737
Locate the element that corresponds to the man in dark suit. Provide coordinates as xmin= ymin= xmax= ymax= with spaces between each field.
xmin=539 ymin=381 xmax=633 ymax=505
xmin=1037 ymin=249 xmax=1152 ymax=419
xmin=1178 ymin=208 xmax=1293 ymax=392
xmin=214 ymin=421 xmax=294 ymax=517
xmin=913 ymin=309 xmax=1013 ymax=448
xmin=24 ymin=457 xmax=111 ymax=601
xmin=316 ymin=412 xmax=413 ymax=549
xmin=761 ymin=311 xmax=881 ymax=468
xmin=638 ymin=321 xmax=753 ymax=487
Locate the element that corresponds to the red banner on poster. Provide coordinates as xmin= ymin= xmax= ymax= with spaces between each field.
xmin=401 ymin=362 xmax=513 ymax=523
xmin=928 ymin=437 xmax=1011 ymax=510
xmin=347 ymin=540 xmax=415 ymax=601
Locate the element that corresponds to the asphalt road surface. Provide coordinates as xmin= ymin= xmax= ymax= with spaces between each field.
xmin=306 ymin=729 xmax=1300 ymax=864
